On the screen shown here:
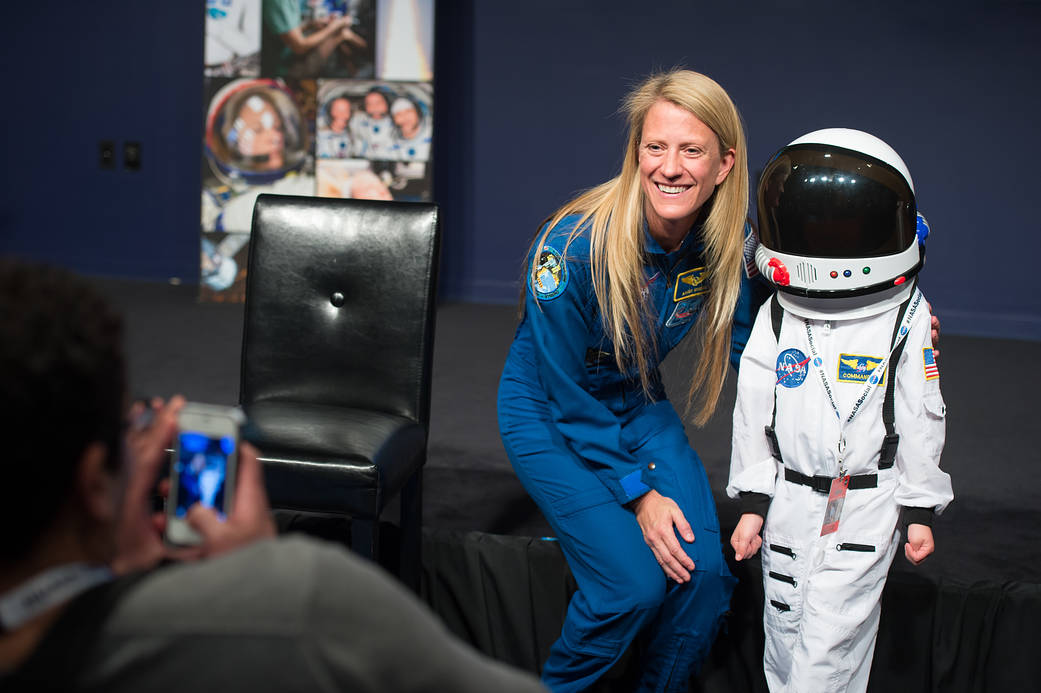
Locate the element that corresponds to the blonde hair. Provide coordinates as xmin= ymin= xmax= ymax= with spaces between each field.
xmin=528 ymin=69 xmax=749 ymax=425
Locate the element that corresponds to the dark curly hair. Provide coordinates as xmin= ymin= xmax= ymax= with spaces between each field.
xmin=0 ymin=259 xmax=126 ymax=563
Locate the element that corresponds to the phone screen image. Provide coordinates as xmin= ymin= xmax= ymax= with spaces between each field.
xmin=174 ymin=431 xmax=234 ymax=519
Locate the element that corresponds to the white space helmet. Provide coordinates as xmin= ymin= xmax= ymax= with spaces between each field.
xmin=755 ymin=128 xmax=927 ymax=301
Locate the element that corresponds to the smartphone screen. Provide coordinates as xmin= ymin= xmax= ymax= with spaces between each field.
xmin=173 ymin=430 xmax=235 ymax=519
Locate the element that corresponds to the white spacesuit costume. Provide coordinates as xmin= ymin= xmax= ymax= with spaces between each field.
xmin=727 ymin=129 xmax=953 ymax=692
xmin=389 ymin=97 xmax=432 ymax=162
xmin=350 ymin=104 xmax=396 ymax=159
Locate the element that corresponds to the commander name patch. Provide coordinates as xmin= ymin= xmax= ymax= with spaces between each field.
xmin=837 ymin=353 xmax=885 ymax=386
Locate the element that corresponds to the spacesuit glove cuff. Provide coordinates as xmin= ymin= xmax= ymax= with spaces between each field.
xmin=739 ymin=492 xmax=771 ymax=518
xmin=902 ymin=506 xmax=935 ymax=528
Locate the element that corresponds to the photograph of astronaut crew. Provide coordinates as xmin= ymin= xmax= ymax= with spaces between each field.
xmin=174 ymin=432 xmax=234 ymax=519
xmin=315 ymin=80 xmax=432 ymax=163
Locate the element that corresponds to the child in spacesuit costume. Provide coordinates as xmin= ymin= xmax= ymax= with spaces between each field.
xmin=727 ymin=129 xmax=953 ymax=692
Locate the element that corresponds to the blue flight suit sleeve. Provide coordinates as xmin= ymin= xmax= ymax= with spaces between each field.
xmin=523 ymin=230 xmax=651 ymax=506
xmin=729 ymin=221 xmax=773 ymax=371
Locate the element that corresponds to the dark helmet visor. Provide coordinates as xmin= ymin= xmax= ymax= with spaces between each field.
xmin=757 ymin=143 xmax=916 ymax=258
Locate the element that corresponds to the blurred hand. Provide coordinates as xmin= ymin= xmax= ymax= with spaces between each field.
xmin=112 ymin=396 xmax=200 ymax=574
xmin=731 ymin=513 xmax=764 ymax=561
xmin=186 ymin=442 xmax=276 ymax=557
xmin=904 ymin=523 xmax=935 ymax=565
xmin=632 ymin=489 xmax=696 ymax=583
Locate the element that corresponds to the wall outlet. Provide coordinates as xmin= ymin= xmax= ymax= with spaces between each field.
xmin=124 ymin=141 xmax=142 ymax=171
xmin=99 ymin=140 xmax=116 ymax=169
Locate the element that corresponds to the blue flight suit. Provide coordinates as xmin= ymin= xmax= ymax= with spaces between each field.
xmin=498 ymin=214 xmax=768 ymax=692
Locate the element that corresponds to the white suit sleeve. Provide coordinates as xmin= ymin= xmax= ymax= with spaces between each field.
xmin=893 ymin=306 xmax=953 ymax=517
xmin=728 ymin=299 xmax=781 ymax=507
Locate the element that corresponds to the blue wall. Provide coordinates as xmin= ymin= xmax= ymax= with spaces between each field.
xmin=2 ymin=2 xmax=202 ymax=281
xmin=4 ymin=1 xmax=1040 ymax=339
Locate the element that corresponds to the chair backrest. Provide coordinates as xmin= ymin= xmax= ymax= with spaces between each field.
xmin=240 ymin=194 xmax=440 ymax=426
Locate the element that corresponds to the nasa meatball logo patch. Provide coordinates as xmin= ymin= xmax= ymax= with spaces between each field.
xmin=776 ymin=348 xmax=810 ymax=388
xmin=531 ymin=245 xmax=568 ymax=300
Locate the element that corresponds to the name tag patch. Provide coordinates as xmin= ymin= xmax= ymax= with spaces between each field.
xmin=674 ymin=267 xmax=708 ymax=302
xmin=837 ymin=353 xmax=885 ymax=386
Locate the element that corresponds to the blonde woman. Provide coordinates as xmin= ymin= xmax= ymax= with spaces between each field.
xmin=497 ymin=69 xmax=769 ymax=691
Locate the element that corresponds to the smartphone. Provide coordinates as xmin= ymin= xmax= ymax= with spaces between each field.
xmin=165 ymin=403 xmax=243 ymax=546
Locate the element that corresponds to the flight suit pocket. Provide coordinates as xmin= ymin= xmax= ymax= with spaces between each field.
xmin=924 ymin=390 xmax=946 ymax=420
xmin=550 ymin=484 xmax=615 ymax=519
xmin=761 ymin=535 xmax=804 ymax=679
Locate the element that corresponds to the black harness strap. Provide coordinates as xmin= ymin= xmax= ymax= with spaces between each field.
xmin=878 ymin=289 xmax=916 ymax=469
xmin=765 ymin=295 xmax=784 ymax=461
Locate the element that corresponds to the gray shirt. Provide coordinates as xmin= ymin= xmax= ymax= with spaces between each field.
xmin=10 ymin=537 xmax=547 ymax=692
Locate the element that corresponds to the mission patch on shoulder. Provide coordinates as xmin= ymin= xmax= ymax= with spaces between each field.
xmin=532 ymin=245 xmax=568 ymax=300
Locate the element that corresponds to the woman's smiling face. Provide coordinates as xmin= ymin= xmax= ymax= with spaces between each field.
xmin=638 ymin=99 xmax=735 ymax=247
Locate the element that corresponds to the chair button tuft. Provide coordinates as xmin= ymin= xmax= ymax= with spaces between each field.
xmin=330 ymin=292 xmax=345 ymax=307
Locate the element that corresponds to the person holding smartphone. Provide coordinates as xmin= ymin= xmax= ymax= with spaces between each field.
xmin=0 ymin=260 xmax=547 ymax=692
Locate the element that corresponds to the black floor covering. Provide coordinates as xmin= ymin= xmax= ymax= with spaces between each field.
xmin=93 ymin=277 xmax=1041 ymax=690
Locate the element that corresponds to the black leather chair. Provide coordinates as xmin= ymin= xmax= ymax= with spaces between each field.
xmin=240 ymin=194 xmax=440 ymax=591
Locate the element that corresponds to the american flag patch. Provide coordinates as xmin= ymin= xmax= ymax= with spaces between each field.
xmin=923 ymin=348 xmax=939 ymax=380
xmin=743 ymin=223 xmax=760 ymax=278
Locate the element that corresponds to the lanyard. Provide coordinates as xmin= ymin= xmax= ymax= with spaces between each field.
xmin=803 ymin=289 xmax=922 ymax=475
xmin=0 ymin=563 xmax=112 ymax=632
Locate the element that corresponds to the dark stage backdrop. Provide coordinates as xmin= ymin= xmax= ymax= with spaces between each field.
xmin=3 ymin=1 xmax=1040 ymax=339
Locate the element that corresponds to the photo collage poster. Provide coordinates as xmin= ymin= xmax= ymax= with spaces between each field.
xmin=201 ymin=0 xmax=435 ymax=301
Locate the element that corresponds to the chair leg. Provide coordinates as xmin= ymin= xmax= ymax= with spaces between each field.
xmin=351 ymin=518 xmax=379 ymax=562
xmin=399 ymin=469 xmax=423 ymax=593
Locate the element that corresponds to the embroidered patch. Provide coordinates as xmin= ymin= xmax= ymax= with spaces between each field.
xmin=641 ymin=271 xmax=661 ymax=298
xmin=531 ymin=245 xmax=568 ymax=300
xmin=776 ymin=348 xmax=810 ymax=388
xmin=666 ymin=298 xmax=699 ymax=328
xmin=923 ymin=348 xmax=939 ymax=380
xmin=674 ymin=267 xmax=708 ymax=302
xmin=743 ymin=223 xmax=760 ymax=279
xmin=837 ymin=353 xmax=885 ymax=386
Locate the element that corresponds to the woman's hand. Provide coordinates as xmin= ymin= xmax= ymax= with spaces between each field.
xmin=731 ymin=513 xmax=764 ymax=561
xmin=631 ymin=490 xmax=696 ymax=583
